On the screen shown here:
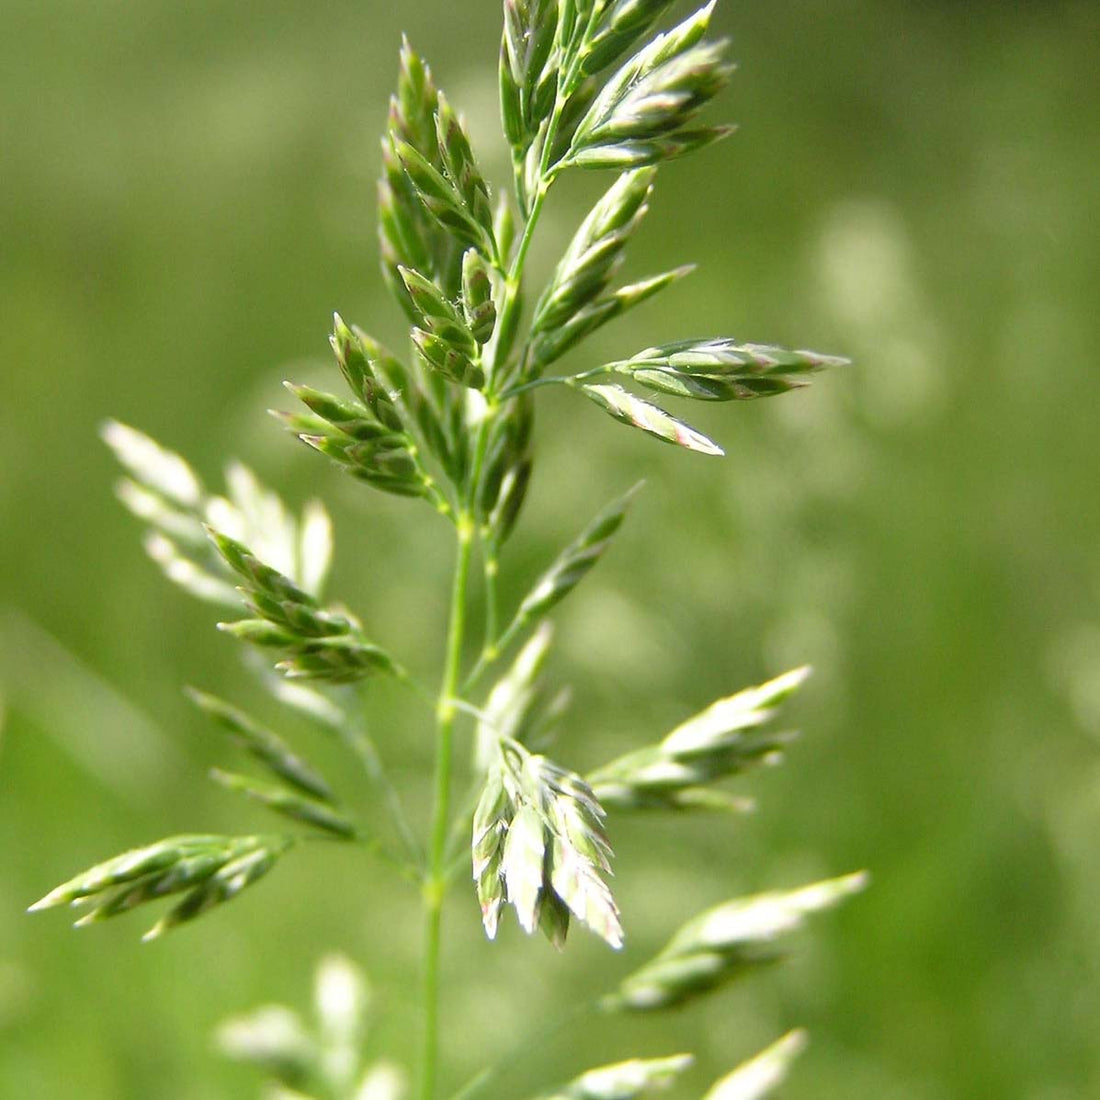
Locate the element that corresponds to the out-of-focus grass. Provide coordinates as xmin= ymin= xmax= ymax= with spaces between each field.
xmin=2 ymin=1 xmax=1099 ymax=1096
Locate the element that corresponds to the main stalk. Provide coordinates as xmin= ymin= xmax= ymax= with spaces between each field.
xmin=420 ymin=511 xmax=475 ymax=1100
xmin=417 ymin=64 xmax=570 ymax=1097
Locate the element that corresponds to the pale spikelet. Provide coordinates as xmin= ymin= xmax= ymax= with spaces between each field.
xmin=401 ymin=265 xmax=485 ymax=389
xmin=217 ymin=956 xmax=403 ymax=1099
xmin=29 ymin=834 xmax=221 ymax=911
xmin=401 ymin=267 xmax=479 ymax=356
xmin=702 ymin=1031 xmax=808 ymax=1100
xmin=531 ymin=266 xmax=694 ymax=371
xmin=501 ymin=802 xmax=547 ymax=934
xmin=473 ymin=742 xmax=622 ymax=949
xmin=208 ymin=527 xmax=396 ymax=684
xmin=143 ymin=839 xmax=291 ymax=941
xmin=472 ymin=764 xmax=510 ymax=938
xmin=355 ymin=1061 xmax=407 ymax=1100
xmin=258 ymin=673 xmax=346 ymax=731
xmin=329 ymin=316 xmax=405 ymax=433
xmin=477 ymin=393 xmax=534 ymax=540
xmin=281 ymin=383 xmax=397 ymax=442
xmin=276 ymin=324 xmax=435 ymax=500
xmin=213 ymin=461 xmax=304 ymax=582
xmin=579 ymin=1 xmax=679 ymax=77
xmin=315 ymin=954 xmax=368 ymax=1041
xmin=142 ymin=531 xmax=239 ymax=605
xmin=216 ymin=1005 xmax=317 ymax=1088
xmin=608 ymin=339 xmax=851 ymax=402
xmin=664 ymin=667 xmax=809 ymax=753
xmin=604 ymin=873 xmax=869 ymax=1010
xmin=117 ymin=478 xmax=207 ymax=550
xmin=589 ymin=667 xmax=810 ymax=811
xmin=315 ymin=954 xmax=369 ymax=1091
xmin=295 ymin=430 xmax=427 ymax=501
xmin=102 ymin=419 xmax=202 ymax=509
xmin=533 ymin=168 xmax=657 ymax=334
xmin=514 ymin=482 xmax=643 ymax=630
xmin=30 ymin=834 xmax=292 ymax=941
xmin=578 ymin=383 xmax=724 ymax=455
xmin=411 ymin=328 xmax=485 ymax=392
xmin=434 ymin=94 xmax=495 ymax=253
xmin=299 ymin=500 xmax=334 ymax=597
xmin=104 ymin=423 xmax=333 ymax=606
xmin=540 ymin=757 xmax=620 ymax=948
xmin=565 ymin=3 xmax=734 ymax=169
xmin=567 ymin=123 xmax=734 ymax=170
xmin=393 ymin=139 xmax=496 ymax=261
xmin=461 ymin=248 xmax=498 ymax=345
xmin=335 ymin=315 xmax=461 ymax=495
xmin=378 ymin=38 xmax=459 ymax=308
xmin=500 ymin=0 xmax=558 ymax=157
xmin=475 ymin=622 xmax=555 ymax=770
xmin=536 ymin=1052 xmax=693 ymax=1099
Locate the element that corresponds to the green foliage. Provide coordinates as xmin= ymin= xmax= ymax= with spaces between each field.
xmin=31 ymin=3 xmax=858 ymax=1098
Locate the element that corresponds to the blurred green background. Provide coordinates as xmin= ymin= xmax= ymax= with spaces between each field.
xmin=3 ymin=0 xmax=1099 ymax=1096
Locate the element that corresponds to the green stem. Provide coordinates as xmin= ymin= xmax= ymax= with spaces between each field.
xmin=419 ymin=59 xmax=575 ymax=1099
xmin=507 ymin=97 xmax=564 ymax=282
xmin=420 ymin=513 xmax=474 ymax=1100
xmin=420 ymin=408 xmax=493 ymax=1100
xmin=495 ymin=374 xmax=572 ymax=401
xmin=498 ymin=365 xmax=615 ymax=402
xmin=299 ymin=830 xmax=418 ymax=884
xmin=462 ymin=593 xmax=534 ymax=695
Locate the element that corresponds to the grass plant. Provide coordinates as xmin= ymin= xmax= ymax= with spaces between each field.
xmin=31 ymin=3 xmax=863 ymax=1097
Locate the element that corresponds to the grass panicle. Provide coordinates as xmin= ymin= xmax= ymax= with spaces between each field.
xmin=34 ymin=4 xmax=859 ymax=1099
